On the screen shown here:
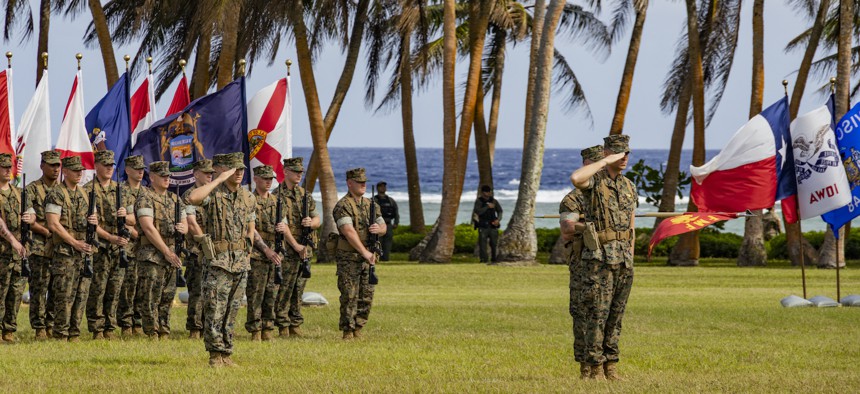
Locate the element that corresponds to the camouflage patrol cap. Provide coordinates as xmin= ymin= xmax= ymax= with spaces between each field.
xmin=62 ymin=156 xmax=84 ymax=171
xmin=212 ymin=152 xmax=247 ymax=169
xmin=125 ymin=155 xmax=146 ymax=170
xmin=581 ymin=145 xmax=605 ymax=163
xmin=603 ymin=134 xmax=631 ymax=154
xmin=149 ymin=161 xmax=171 ymax=177
xmin=346 ymin=167 xmax=367 ymax=182
xmin=41 ymin=150 xmax=61 ymax=164
xmin=94 ymin=150 xmax=115 ymax=166
xmin=192 ymin=159 xmax=215 ymax=173
xmin=253 ymin=165 xmax=275 ymax=179
xmin=0 ymin=153 xmax=12 ymax=168
xmin=283 ymin=157 xmax=304 ymax=172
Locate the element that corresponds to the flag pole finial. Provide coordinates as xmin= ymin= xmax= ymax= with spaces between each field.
xmin=41 ymin=52 xmax=48 ymax=70
xmin=76 ymin=53 xmax=82 ymax=70
xmin=830 ymin=77 xmax=837 ymax=93
xmin=286 ymin=59 xmax=292 ymax=76
xmin=123 ymin=55 xmax=130 ymax=72
xmin=146 ymin=57 xmax=153 ymax=74
xmin=179 ymin=59 xmax=186 ymax=74
xmin=5 ymin=52 xmax=11 ymax=69
xmin=782 ymin=80 xmax=788 ymax=96
xmin=238 ymin=59 xmax=246 ymax=77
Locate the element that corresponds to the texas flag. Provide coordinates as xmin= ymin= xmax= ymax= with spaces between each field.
xmin=689 ymin=97 xmax=798 ymax=222
xmin=130 ymin=73 xmax=156 ymax=148
xmin=56 ymin=70 xmax=95 ymax=184
xmin=0 ymin=66 xmax=16 ymax=173
xmin=247 ymin=77 xmax=291 ymax=185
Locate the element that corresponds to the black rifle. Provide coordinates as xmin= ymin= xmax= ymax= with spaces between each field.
xmin=368 ymin=186 xmax=380 ymax=285
xmin=298 ymin=192 xmax=313 ymax=279
xmin=273 ymin=196 xmax=284 ymax=285
xmin=116 ymin=173 xmax=130 ymax=269
xmin=83 ymin=182 xmax=96 ymax=278
xmin=174 ymin=182 xmax=188 ymax=287
xmin=20 ymin=174 xmax=30 ymax=278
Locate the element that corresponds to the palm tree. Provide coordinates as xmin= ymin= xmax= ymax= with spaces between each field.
xmin=215 ymin=1 xmax=243 ymax=89
xmin=608 ymin=0 xmax=649 ymax=135
xmin=737 ymin=0 xmax=766 ymax=267
xmin=36 ymin=0 xmax=50 ymax=86
xmin=58 ymin=0 xmax=119 ymax=89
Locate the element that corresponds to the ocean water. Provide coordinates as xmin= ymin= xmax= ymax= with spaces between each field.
xmin=293 ymin=147 xmax=839 ymax=235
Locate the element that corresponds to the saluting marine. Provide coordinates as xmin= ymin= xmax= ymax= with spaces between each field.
xmin=182 ymin=159 xmax=215 ymax=340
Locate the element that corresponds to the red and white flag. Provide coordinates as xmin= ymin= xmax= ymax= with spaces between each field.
xmin=166 ymin=74 xmax=190 ymax=117
xmin=247 ymin=77 xmax=291 ymax=186
xmin=15 ymin=71 xmax=51 ymax=182
xmin=130 ymin=73 xmax=156 ymax=148
xmin=56 ymin=70 xmax=94 ymax=183
xmin=0 ymin=67 xmax=16 ymax=175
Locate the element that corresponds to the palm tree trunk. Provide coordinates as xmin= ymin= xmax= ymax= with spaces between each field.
xmin=303 ymin=0 xmax=372 ymax=193
xmin=655 ymin=82 xmax=691 ymax=230
xmin=88 ymin=0 xmax=118 ymax=89
xmin=400 ymin=33 xmax=425 ymax=234
xmin=35 ymin=0 xmax=50 ymax=86
xmin=819 ymin=0 xmax=853 ymax=269
xmin=475 ymin=84 xmax=493 ymax=189
xmin=522 ymin=0 xmax=547 ymax=149
xmin=609 ymin=1 xmax=648 ymax=135
xmin=190 ymin=28 xmax=212 ymax=100
xmin=487 ymin=29 xmax=506 ymax=164
xmin=497 ymin=0 xmax=566 ymax=263
xmin=669 ymin=0 xmax=707 ymax=267
xmin=412 ymin=0 xmax=458 ymax=262
xmin=216 ymin=2 xmax=241 ymax=89
xmin=288 ymin=0 xmax=340 ymax=262
xmin=784 ymin=0 xmax=830 ymax=266
xmin=738 ymin=0 xmax=766 ymax=267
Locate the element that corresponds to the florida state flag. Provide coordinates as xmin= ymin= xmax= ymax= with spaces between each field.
xmin=649 ymin=213 xmax=739 ymax=256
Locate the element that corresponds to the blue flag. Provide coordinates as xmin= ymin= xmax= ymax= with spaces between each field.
xmin=131 ymin=77 xmax=250 ymax=193
xmin=86 ymin=72 xmax=131 ymax=176
xmin=821 ymin=98 xmax=860 ymax=237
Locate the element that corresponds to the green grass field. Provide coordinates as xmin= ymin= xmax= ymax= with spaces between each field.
xmin=1 ymin=257 xmax=859 ymax=392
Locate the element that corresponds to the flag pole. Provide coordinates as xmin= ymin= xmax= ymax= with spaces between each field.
xmin=785 ymin=79 xmax=808 ymax=299
xmin=829 ymin=77 xmax=842 ymax=303
xmin=238 ymin=58 xmax=252 ymax=192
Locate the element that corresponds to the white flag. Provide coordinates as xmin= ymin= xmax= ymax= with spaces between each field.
xmin=56 ymin=71 xmax=94 ymax=184
xmin=15 ymin=71 xmax=51 ymax=183
xmin=790 ymin=104 xmax=851 ymax=219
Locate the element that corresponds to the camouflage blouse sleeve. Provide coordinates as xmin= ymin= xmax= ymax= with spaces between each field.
xmin=372 ymin=200 xmax=385 ymax=226
xmin=333 ymin=199 xmax=351 ymax=228
xmin=135 ymin=190 xmax=155 ymax=219
xmin=44 ymin=187 xmax=64 ymax=215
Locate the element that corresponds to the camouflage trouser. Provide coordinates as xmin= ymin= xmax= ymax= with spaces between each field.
xmin=275 ymin=257 xmax=305 ymax=329
xmin=184 ymin=253 xmax=206 ymax=331
xmin=336 ymin=253 xmax=375 ymax=332
xmin=28 ymin=254 xmax=55 ymax=330
xmin=569 ymin=259 xmax=587 ymax=363
xmin=203 ymin=266 xmax=247 ymax=355
xmin=51 ymin=254 xmax=91 ymax=338
xmin=0 ymin=260 xmax=25 ymax=333
xmin=245 ymin=258 xmax=279 ymax=333
xmin=135 ymin=260 xmax=177 ymax=336
xmin=118 ymin=256 xmax=142 ymax=329
xmin=86 ymin=249 xmax=125 ymax=333
xmin=581 ymin=259 xmax=634 ymax=365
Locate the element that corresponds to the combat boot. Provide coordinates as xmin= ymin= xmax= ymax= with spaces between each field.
xmin=35 ymin=328 xmax=48 ymax=340
xmin=2 ymin=332 xmax=16 ymax=342
xmin=188 ymin=329 xmax=201 ymax=339
xmin=342 ymin=330 xmax=353 ymax=340
xmin=103 ymin=331 xmax=115 ymax=340
xmin=261 ymin=330 xmax=274 ymax=341
xmin=221 ymin=353 xmax=237 ymax=367
xmin=92 ymin=331 xmax=104 ymax=340
xmin=251 ymin=331 xmax=262 ymax=341
xmin=603 ymin=362 xmax=622 ymax=381
xmin=132 ymin=327 xmax=144 ymax=336
xmin=158 ymin=332 xmax=170 ymax=341
xmin=67 ymin=336 xmax=80 ymax=343
xmin=208 ymin=352 xmax=223 ymax=368
xmin=121 ymin=327 xmax=132 ymax=337
xmin=279 ymin=327 xmax=290 ymax=338
xmin=579 ymin=363 xmax=591 ymax=380
xmin=288 ymin=326 xmax=303 ymax=338
xmin=352 ymin=327 xmax=362 ymax=338
xmin=589 ymin=363 xmax=606 ymax=381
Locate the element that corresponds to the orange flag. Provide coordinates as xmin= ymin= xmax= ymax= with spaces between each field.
xmin=648 ymin=212 xmax=739 ymax=256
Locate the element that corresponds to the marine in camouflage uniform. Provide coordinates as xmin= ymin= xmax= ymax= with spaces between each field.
xmin=332 ymin=167 xmax=386 ymax=339
xmin=84 ymin=150 xmax=130 ymax=340
xmin=273 ymin=157 xmax=319 ymax=338
xmin=245 ymin=165 xmax=284 ymax=341
xmin=134 ymin=162 xmax=188 ymax=339
xmin=186 ymin=152 xmax=255 ymax=367
xmin=117 ymin=155 xmax=147 ymax=336
xmin=44 ymin=156 xmax=98 ymax=341
xmin=560 ymin=145 xmax=603 ymax=379
xmin=0 ymin=153 xmax=35 ymax=343
xmin=25 ymin=150 xmax=62 ymax=340
xmin=182 ymin=159 xmax=215 ymax=339
xmin=571 ymin=135 xmax=636 ymax=380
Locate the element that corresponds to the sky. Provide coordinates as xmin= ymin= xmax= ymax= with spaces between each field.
xmin=0 ymin=1 xmax=831 ymax=151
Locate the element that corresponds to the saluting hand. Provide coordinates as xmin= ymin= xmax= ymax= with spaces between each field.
xmin=216 ymin=168 xmax=237 ymax=182
xmin=603 ymin=152 xmax=627 ymax=165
